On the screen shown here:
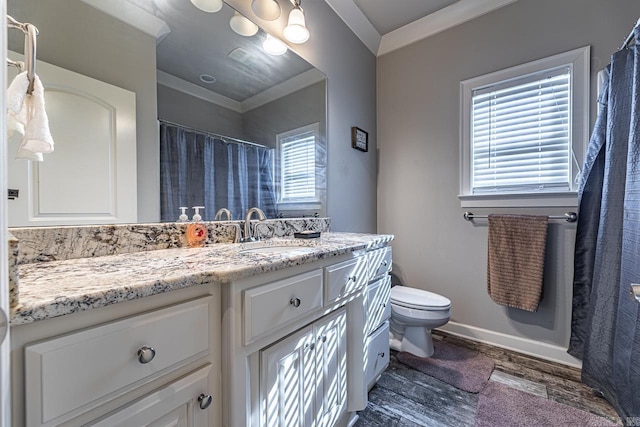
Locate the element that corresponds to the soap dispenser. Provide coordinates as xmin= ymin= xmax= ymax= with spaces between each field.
xmin=185 ymin=206 xmax=207 ymax=248
xmin=192 ymin=206 xmax=205 ymax=222
xmin=177 ymin=207 xmax=189 ymax=222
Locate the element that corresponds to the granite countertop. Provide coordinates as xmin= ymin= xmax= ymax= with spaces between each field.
xmin=11 ymin=232 xmax=393 ymax=326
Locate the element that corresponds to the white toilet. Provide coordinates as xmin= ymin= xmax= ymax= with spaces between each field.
xmin=389 ymin=286 xmax=451 ymax=358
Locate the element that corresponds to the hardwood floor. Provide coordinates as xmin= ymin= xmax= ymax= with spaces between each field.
xmin=355 ymin=332 xmax=620 ymax=426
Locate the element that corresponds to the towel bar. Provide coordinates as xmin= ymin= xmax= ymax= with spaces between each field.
xmin=463 ymin=211 xmax=578 ymax=223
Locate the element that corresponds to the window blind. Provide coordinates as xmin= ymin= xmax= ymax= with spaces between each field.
xmin=280 ymin=130 xmax=316 ymax=202
xmin=471 ymin=68 xmax=571 ymax=194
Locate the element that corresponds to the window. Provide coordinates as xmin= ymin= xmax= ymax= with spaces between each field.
xmin=459 ymin=47 xmax=589 ymax=208
xmin=277 ymin=123 xmax=320 ymax=207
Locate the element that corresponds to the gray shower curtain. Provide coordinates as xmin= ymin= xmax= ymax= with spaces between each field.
xmin=569 ymin=26 xmax=640 ymax=419
xmin=160 ymin=123 xmax=277 ymax=222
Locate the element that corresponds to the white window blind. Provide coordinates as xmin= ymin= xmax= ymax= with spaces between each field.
xmin=279 ymin=129 xmax=316 ymax=202
xmin=471 ymin=67 xmax=571 ymax=194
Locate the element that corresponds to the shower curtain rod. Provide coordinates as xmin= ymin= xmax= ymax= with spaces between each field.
xmin=158 ymin=118 xmax=268 ymax=148
xmin=463 ymin=211 xmax=578 ymax=223
xmin=620 ymin=17 xmax=640 ymax=49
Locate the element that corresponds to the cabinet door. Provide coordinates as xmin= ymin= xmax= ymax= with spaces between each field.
xmin=260 ymin=325 xmax=316 ymax=427
xmin=90 ymin=364 xmax=213 ymax=427
xmin=315 ymin=308 xmax=347 ymax=427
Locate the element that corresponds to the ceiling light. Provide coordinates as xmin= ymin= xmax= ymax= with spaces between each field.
xmin=251 ymin=0 xmax=281 ymax=21
xmin=199 ymin=74 xmax=216 ymax=83
xmin=263 ymin=34 xmax=287 ymax=56
xmin=230 ymin=11 xmax=259 ymax=37
xmin=283 ymin=3 xmax=309 ymax=44
xmin=190 ymin=0 xmax=223 ymax=13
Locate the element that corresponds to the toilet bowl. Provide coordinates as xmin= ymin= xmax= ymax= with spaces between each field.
xmin=389 ymin=286 xmax=451 ymax=358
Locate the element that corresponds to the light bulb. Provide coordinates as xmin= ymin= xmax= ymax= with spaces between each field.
xmin=251 ymin=0 xmax=281 ymax=21
xmin=283 ymin=7 xmax=309 ymax=44
xmin=230 ymin=12 xmax=259 ymax=37
xmin=190 ymin=0 xmax=223 ymax=13
xmin=263 ymin=34 xmax=287 ymax=56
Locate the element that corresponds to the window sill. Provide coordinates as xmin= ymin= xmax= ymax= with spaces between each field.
xmin=458 ymin=192 xmax=578 ymax=208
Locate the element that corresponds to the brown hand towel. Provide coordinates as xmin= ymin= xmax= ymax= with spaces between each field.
xmin=487 ymin=214 xmax=548 ymax=312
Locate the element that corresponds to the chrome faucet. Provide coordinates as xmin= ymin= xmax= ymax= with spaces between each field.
xmin=214 ymin=208 xmax=232 ymax=220
xmin=241 ymin=207 xmax=266 ymax=242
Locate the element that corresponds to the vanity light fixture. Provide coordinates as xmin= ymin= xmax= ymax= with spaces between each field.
xmin=190 ymin=0 xmax=223 ymax=13
xmin=230 ymin=11 xmax=259 ymax=36
xmin=283 ymin=0 xmax=309 ymax=44
xmin=251 ymin=0 xmax=281 ymax=21
xmin=263 ymin=34 xmax=287 ymax=55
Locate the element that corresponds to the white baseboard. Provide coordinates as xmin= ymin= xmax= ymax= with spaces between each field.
xmin=438 ymin=321 xmax=582 ymax=368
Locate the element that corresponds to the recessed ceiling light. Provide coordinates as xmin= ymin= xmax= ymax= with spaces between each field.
xmin=199 ymin=74 xmax=217 ymax=83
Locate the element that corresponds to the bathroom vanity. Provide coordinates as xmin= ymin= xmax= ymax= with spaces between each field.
xmin=8 ymin=225 xmax=392 ymax=427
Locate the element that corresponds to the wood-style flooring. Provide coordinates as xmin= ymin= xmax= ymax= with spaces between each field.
xmin=355 ymin=331 xmax=620 ymax=426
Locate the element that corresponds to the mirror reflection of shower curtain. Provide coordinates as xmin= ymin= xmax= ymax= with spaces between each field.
xmin=160 ymin=123 xmax=277 ymax=221
xmin=569 ymin=25 xmax=640 ymax=419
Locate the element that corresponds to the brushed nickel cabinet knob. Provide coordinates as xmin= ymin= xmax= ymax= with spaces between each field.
xmin=137 ymin=346 xmax=156 ymax=364
xmin=198 ymin=393 xmax=213 ymax=410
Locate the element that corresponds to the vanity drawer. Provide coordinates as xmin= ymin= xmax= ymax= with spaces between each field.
xmin=324 ymin=256 xmax=366 ymax=303
xmin=365 ymin=275 xmax=391 ymax=336
xmin=367 ymin=247 xmax=392 ymax=281
xmin=244 ymin=269 xmax=323 ymax=345
xmin=25 ymin=297 xmax=212 ymax=427
xmin=364 ymin=322 xmax=390 ymax=390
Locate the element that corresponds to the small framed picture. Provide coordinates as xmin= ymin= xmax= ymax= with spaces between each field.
xmin=351 ymin=127 xmax=368 ymax=152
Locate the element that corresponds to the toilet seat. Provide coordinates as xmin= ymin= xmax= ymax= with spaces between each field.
xmin=390 ymin=286 xmax=451 ymax=311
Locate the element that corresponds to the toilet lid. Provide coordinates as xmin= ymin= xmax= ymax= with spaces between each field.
xmin=390 ymin=286 xmax=451 ymax=310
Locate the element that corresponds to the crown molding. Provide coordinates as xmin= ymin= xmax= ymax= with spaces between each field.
xmin=378 ymin=0 xmax=518 ymax=56
xmin=323 ymin=0 xmax=381 ymax=54
xmin=157 ymin=71 xmax=243 ymax=113
xmin=157 ymin=69 xmax=325 ymax=114
xmin=81 ymin=0 xmax=170 ymax=42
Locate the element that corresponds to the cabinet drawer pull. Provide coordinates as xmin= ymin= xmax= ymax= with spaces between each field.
xmin=137 ymin=346 xmax=156 ymax=364
xmin=348 ymin=275 xmax=357 ymax=283
xmin=382 ymin=260 xmax=388 ymax=267
xmin=198 ymin=393 xmax=213 ymax=410
xmin=320 ymin=335 xmax=327 ymax=343
xmin=290 ymin=297 xmax=301 ymax=308
xmin=378 ymin=352 xmax=385 ymax=358
xmin=306 ymin=342 xmax=316 ymax=351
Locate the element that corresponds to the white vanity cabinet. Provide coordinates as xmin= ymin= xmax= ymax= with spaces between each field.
xmin=260 ymin=308 xmax=346 ymax=427
xmin=222 ymin=251 xmax=369 ymax=427
xmin=12 ymin=286 xmax=220 ymax=427
xmin=363 ymin=247 xmax=392 ymax=390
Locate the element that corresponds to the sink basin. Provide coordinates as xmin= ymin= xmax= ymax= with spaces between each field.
xmin=239 ymin=245 xmax=317 ymax=255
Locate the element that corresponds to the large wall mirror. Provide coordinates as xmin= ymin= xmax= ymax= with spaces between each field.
xmin=7 ymin=0 xmax=327 ymax=226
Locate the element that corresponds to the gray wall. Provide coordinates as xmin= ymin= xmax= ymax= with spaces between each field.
xmin=157 ymin=84 xmax=244 ymax=139
xmin=228 ymin=0 xmax=377 ymax=232
xmin=377 ymin=0 xmax=640 ymax=364
xmin=7 ymin=0 xmax=161 ymax=223
xmin=243 ymin=81 xmax=326 ymax=148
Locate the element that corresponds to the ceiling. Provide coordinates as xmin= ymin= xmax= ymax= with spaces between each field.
xmin=325 ymin=0 xmax=518 ymax=56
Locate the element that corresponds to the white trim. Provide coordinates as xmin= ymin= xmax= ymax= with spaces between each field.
xmin=439 ymin=321 xmax=582 ymax=368
xmin=323 ymin=0 xmax=381 ymax=55
xmin=81 ymin=0 xmax=171 ymax=42
xmin=158 ymin=69 xmax=326 ymax=114
xmin=157 ymin=71 xmax=243 ymax=113
xmin=458 ymin=192 xmax=578 ymax=208
xmin=459 ymin=46 xmax=590 ymax=208
xmin=377 ymin=0 xmax=518 ymax=56
xmin=242 ymin=69 xmax=326 ymax=112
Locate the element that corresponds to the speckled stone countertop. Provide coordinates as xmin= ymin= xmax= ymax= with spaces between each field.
xmin=11 ymin=232 xmax=393 ymax=326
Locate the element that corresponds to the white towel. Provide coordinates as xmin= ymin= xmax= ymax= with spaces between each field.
xmin=7 ymin=71 xmax=54 ymax=161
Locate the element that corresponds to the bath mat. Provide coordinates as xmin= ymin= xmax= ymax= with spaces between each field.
xmin=475 ymin=381 xmax=618 ymax=427
xmin=396 ymin=340 xmax=494 ymax=393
